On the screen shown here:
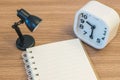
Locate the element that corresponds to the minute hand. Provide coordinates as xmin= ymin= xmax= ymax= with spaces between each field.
xmin=86 ymin=21 xmax=93 ymax=27
xmin=86 ymin=21 xmax=96 ymax=39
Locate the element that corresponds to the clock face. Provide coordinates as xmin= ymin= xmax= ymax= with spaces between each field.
xmin=76 ymin=12 xmax=108 ymax=48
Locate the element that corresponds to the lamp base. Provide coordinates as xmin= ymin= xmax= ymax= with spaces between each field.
xmin=16 ymin=35 xmax=35 ymax=51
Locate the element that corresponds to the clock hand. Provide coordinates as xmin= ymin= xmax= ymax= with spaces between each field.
xmin=86 ymin=21 xmax=96 ymax=39
xmin=86 ymin=21 xmax=93 ymax=27
xmin=89 ymin=25 xmax=96 ymax=39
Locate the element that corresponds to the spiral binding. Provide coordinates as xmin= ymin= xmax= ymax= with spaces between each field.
xmin=22 ymin=51 xmax=40 ymax=80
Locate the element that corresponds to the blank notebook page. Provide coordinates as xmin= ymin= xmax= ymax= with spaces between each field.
xmin=24 ymin=39 xmax=98 ymax=80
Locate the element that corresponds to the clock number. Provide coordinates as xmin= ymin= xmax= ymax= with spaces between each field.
xmin=102 ymin=37 xmax=105 ymax=40
xmin=80 ymin=19 xmax=85 ymax=23
xmin=84 ymin=15 xmax=87 ymax=19
xmin=80 ymin=13 xmax=84 ymax=17
xmin=103 ymin=30 xmax=107 ymax=35
xmin=79 ymin=24 xmax=84 ymax=29
xmin=105 ymin=28 xmax=107 ymax=30
xmin=80 ymin=13 xmax=87 ymax=19
xmin=83 ymin=31 xmax=87 ymax=35
xmin=96 ymin=38 xmax=101 ymax=43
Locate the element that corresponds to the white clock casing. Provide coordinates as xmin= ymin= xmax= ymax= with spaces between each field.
xmin=73 ymin=1 xmax=120 ymax=49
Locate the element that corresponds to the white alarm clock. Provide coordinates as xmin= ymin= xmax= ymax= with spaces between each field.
xmin=73 ymin=0 xmax=120 ymax=49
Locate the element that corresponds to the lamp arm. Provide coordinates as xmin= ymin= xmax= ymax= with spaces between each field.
xmin=12 ymin=21 xmax=24 ymax=45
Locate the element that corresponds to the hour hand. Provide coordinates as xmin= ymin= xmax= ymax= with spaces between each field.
xmin=89 ymin=25 xmax=96 ymax=39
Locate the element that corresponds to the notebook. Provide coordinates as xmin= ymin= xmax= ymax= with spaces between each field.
xmin=22 ymin=39 xmax=99 ymax=80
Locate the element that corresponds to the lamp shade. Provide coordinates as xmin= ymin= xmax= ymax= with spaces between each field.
xmin=17 ymin=9 xmax=42 ymax=32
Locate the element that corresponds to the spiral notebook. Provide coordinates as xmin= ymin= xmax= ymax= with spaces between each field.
xmin=22 ymin=39 xmax=99 ymax=80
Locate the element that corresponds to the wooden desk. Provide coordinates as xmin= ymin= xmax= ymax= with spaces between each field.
xmin=0 ymin=0 xmax=120 ymax=80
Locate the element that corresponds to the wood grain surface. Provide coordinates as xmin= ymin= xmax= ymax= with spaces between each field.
xmin=0 ymin=0 xmax=120 ymax=80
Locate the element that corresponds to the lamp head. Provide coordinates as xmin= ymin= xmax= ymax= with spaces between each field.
xmin=17 ymin=9 xmax=42 ymax=32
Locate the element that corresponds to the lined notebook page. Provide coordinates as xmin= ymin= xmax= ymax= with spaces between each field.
xmin=25 ymin=39 xmax=99 ymax=80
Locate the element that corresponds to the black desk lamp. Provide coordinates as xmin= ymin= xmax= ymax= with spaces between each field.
xmin=12 ymin=9 xmax=42 ymax=51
